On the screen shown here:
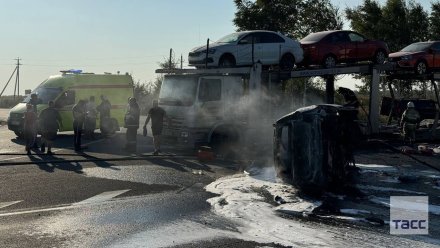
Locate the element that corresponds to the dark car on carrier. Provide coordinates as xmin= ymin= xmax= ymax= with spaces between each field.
xmin=388 ymin=41 xmax=440 ymax=75
xmin=300 ymin=30 xmax=389 ymax=68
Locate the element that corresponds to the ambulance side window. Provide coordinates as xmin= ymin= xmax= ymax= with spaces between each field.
xmin=56 ymin=90 xmax=75 ymax=108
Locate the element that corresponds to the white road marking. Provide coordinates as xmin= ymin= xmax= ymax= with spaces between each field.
xmin=0 ymin=201 xmax=22 ymax=209
xmin=74 ymin=189 xmax=130 ymax=205
xmin=0 ymin=189 xmax=131 ymax=217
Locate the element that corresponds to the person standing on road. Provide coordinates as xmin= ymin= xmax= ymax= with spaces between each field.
xmin=72 ymin=100 xmax=86 ymax=151
xmin=39 ymin=101 xmax=62 ymax=155
xmin=24 ymin=104 xmax=37 ymax=154
xmin=84 ymin=96 xmax=97 ymax=139
xmin=124 ymin=97 xmax=140 ymax=152
xmin=96 ymin=95 xmax=112 ymax=136
xmin=400 ymin=101 xmax=420 ymax=145
xmin=29 ymin=93 xmax=42 ymax=148
xmin=144 ymin=99 xmax=167 ymax=155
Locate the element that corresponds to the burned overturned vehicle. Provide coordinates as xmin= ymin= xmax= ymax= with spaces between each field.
xmin=273 ymin=104 xmax=362 ymax=194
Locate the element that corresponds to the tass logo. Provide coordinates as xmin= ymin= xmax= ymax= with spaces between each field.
xmin=390 ymin=196 xmax=429 ymax=235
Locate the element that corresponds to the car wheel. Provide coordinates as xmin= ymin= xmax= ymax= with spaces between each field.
xmin=280 ymin=53 xmax=295 ymax=71
xmin=374 ymin=50 xmax=386 ymax=64
xmin=323 ymin=55 xmax=336 ymax=68
xmin=415 ymin=61 xmax=427 ymax=75
xmin=219 ymin=55 xmax=236 ymax=68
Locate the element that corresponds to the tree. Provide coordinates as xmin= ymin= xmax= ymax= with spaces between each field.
xmin=407 ymin=0 xmax=429 ymax=42
xmin=346 ymin=0 xmax=383 ymax=40
xmin=346 ymin=0 xmax=430 ymax=52
xmin=430 ymin=2 xmax=440 ymax=40
xmin=233 ymin=0 xmax=343 ymax=38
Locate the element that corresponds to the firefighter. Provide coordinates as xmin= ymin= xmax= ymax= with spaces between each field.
xmin=124 ymin=97 xmax=140 ymax=152
xmin=144 ymin=99 xmax=167 ymax=155
xmin=400 ymin=101 xmax=420 ymax=145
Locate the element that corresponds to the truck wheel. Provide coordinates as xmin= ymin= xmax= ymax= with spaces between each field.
xmin=210 ymin=130 xmax=239 ymax=159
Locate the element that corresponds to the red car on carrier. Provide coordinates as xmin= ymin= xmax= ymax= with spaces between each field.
xmin=388 ymin=41 xmax=440 ymax=75
xmin=300 ymin=30 xmax=389 ymax=68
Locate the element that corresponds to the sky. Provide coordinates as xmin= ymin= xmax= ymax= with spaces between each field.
xmin=0 ymin=0 xmax=434 ymax=95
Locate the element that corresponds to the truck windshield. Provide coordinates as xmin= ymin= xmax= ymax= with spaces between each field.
xmin=159 ymin=76 xmax=197 ymax=106
xmin=22 ymin=87 xmax=62 ymax=104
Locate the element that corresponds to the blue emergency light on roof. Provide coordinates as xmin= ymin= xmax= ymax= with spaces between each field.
xmin=60 ymin=69 xmax=83 ymax=74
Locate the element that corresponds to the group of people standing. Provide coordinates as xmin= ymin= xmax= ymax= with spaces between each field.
xmin=24 ymin=93 xmax=61 ymax=155
xmin=72 ymin=95 xmax=112 ymax=151
xmin=23 ymin=94 xmax=166 ymax=155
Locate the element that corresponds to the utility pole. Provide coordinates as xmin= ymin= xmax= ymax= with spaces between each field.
xmin=169 ymin=49 xmax=173 ymax=70
xmin=13 ymin=58 xmax=21 ymax=99
xmin=180 ymin=54 xmax=183 ymax=69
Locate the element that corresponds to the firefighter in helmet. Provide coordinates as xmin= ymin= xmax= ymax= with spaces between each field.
xmin=400 ymin=101 xmax=420 ymax=145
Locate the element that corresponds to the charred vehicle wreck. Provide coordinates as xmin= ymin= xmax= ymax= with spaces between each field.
xmin=273 ymin=104 xmax=362 ymax=193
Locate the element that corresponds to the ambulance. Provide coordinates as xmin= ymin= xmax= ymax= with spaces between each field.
xmin=7 ymin=70 xmax=134 ymax=137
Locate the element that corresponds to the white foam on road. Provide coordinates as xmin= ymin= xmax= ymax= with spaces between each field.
xmin=205 ymin=173 xmax=342 ymax=247
xmin=110 ymin=220 xmax=234 ymax=248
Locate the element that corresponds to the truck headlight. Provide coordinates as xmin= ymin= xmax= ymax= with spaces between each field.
xmin=181 ymin=131 xmax=189 ymax=138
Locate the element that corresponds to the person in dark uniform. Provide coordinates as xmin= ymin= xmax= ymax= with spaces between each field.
xmin=96 ymin=95 xmax=112 ymax=136
xmin=29 ymin=93 xmax=42 ymax=148
xmin=23 ymin=104 xmax=37 ymax=154
xmin=72 ymin=100 xmax=86 ymax=151
xmin=39 ymin=101 xmax=62 ymax=155
xmin=144 ymin=99 xmax=166 ymax=155
xmin=84 ymin=96 xmax=97 ymax=139
xmin=124 ymin=97 xmax=140 ymax=152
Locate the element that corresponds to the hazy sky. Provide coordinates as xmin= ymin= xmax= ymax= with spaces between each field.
xmin=0 ymin=0 xmax=433 ymax=95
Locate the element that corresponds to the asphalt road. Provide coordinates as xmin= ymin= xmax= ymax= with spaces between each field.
xmin=1 ymin=117 xmax=440 ymax=247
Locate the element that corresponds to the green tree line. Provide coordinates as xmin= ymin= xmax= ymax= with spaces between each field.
xmin=346 ymin=0 xmax=440 ymax=53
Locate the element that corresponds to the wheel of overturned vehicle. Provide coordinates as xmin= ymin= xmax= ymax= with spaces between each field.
xmin=415 ymin=60 xmax=427 ymax=75
xmin=323 ymin=55 xmax=336 ymax=68
xmin=14 ymin=131 xmax=24 ymax=139
xmin=374 ymin=50 xmax=386 ymax=64
xmin=279 ymin=53 xmax=295 ymax=71
xmin=219 ymin=55 xmax=236 ymax=68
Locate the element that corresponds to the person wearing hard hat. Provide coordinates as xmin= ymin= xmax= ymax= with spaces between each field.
xmin=400 ymin=101 xmax=420 ymax=145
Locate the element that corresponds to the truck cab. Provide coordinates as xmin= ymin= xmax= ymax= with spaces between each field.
xmin=159 ymin=74 xmax=246 ymax=149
